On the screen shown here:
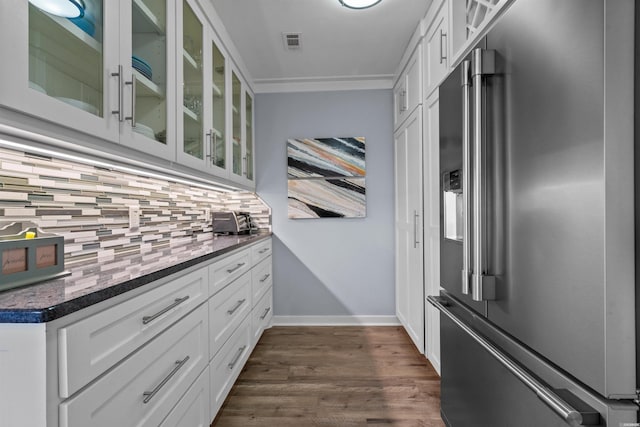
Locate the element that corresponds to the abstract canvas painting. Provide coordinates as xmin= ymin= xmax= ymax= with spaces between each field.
xmin=287 ymin=137 xmax=366 ymax=219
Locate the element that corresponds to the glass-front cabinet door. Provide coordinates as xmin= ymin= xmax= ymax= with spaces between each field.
xmin=176 ymin=0 xmax=205 ymax=169
xmin=119 ymin=0 xmax=176 ymax=159
xmin=204 ymin=34 xmax=227 ymax=176
xmin=0 ymin=1 xmax=120 ymax=142
xmin=245 ymin=92 xmax=254 ymax=183
xmin=229 ymin=69 xmax=255 ymax=188
xmin=231 ymin=70 xmax=243 ymax=180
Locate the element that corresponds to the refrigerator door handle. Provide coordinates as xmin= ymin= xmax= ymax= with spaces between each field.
xmin=461 ymin=60 xmax=472 ymax=295
xmin=471 ymin=48 xmax=496 ymax=301
xmin=427 ymin=295 xmax=598 ymax=427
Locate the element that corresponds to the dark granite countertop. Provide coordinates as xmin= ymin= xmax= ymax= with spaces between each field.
xmin=0 ymin=232 xmax=271 ymax=323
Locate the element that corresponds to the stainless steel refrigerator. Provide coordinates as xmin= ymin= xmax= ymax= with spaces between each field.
xmin=427 ymin=0 xmax=637 ymax=425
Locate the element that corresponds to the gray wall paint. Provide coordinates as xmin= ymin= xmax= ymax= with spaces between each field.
xmin=255 ymin=90 xmax=395 ymax=316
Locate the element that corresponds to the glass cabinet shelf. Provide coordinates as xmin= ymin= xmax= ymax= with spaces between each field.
xmin=132 ymin=0 xmax=165 ymax=34
xmin=133 ymin=70 xmax=164 ymax=98
xmin=29 ymin=3 xmax=104 ymax=117
xmin=32 ymin=9 xmax=102 ymax=53
xmin=212 ymin=82 xmax=222 ymax=98
xmin=183 ymin=106 xmax=199 ymax=122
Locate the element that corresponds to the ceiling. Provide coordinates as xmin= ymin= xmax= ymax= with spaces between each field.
xmin=211 ymin=0 xmax=433 ymax=90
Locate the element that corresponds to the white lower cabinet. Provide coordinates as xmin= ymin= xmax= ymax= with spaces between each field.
xmin=251 ymin=256 xmax=273 ymax=306
xmin=58 ymin=267 xmax=208 ymax=398
xmin=160 ymin=366 xmax=211 ymax=427
xmin=59 ymin=303 xmax=209 ymax=427
xmin=0 ymin=237 xmax=273 ymax=427
xmin=209 ymin=271 xmax=252 ymax=359
xmin=210 ymin=314 xmax=252 ymax=419
xmin=252 ymin=287 xmax=273 ymax=345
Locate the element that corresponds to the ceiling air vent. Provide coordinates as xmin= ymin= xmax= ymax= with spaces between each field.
xmin=282 ymin=33 xmax=302 ymax=50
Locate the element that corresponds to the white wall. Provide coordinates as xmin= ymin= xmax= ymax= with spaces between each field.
xmin=255 ymin=90 xmax=396 ymax=321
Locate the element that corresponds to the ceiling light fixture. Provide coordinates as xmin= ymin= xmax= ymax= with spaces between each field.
xmin=29 ymin=0 xmax=86 ymax=18
xmin=339 ymin=0 xmax=381 ymax=10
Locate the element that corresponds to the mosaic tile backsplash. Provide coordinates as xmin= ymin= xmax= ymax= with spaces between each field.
xmin=0 ymin=146 xmax=271 ymax=265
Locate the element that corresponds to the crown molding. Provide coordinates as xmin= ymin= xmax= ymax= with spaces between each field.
xmin=254 ymin=75 xmax=394 ymax=93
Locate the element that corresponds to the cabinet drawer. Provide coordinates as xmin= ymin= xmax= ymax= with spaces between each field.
xmin=251 ymin=287 xmax=273 ymax=345
xmin=209 ymin=272 xmax=251 ymax=360
xmin=59 ymin=304 xmax=209 ymax=427
xmin=251 ymin=256 xmax=272 ymax=307
xmin=58 ymin=267 xmax=208 ymax=398
xmin=251 ymin=238 xmax=272 ymax=265
xmin=208 ymin=249 xmax=251 ymax=296
xmin=159 ymin=366 xmax=210 ymax=427
xmin=210 ymin=315 xmax=252 ymax=420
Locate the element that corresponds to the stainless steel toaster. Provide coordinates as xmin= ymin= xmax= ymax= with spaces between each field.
xmin=212 ymin=211 xmax=257 ymax=235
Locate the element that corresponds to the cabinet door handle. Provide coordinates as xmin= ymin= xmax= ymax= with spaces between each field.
xmin=440 ymin=29 xmax=447 ymax=64
xmin=142 ymin=356 xmax=190 ymax=404
xmin=242 ymin=156 xmax=248 ymax=176
xmin=227 ymin=299 xmax=246 ymax=315
xmin=260 ymin=273 xmax=271 ymax=283
xmin=206 ymin=130 xmax=213 ymax=162
xmin=400 ymin=89 xmax=407 ymax=112
xmin=226 ymin=262 xmax=245 ymax=273
xmin=258 ymin=247 xmax=270 ymax=254
xmin=260 ymin=307 xmax=271 ymax=320
xmin=228 ymin=346 xmax=247 ymax=370
xmin=125 ymin=74 xmax=136 ymax=127
xmin=111 ymin=65 xmax=123 ymax=122
xmin=413 ymin=210 xmax=420 ymax=248
xmin=142 ymin=296 xmax=190 ymax=325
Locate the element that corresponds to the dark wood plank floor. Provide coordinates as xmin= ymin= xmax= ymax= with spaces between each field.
xmin=211 ymin=326 xmax=446 ymax=427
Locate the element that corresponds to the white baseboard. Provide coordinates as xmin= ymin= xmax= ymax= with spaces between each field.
xmin=272 ymin=315 xmax=400 ymax=326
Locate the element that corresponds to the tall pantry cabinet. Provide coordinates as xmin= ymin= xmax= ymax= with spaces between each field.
xmin=394 ymin=44 xmax=425 ymax=354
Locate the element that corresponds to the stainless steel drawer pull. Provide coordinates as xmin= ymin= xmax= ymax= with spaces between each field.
xmin=226 ymin=263 xmax=245 ymax=273
xmin=258 ymin=248 xmax=270 ymax=254
xmin=228 ymin=346 xmax=247 ymax=370
xmin=142 ymin=355 xmax=190 ymax=404
xmin=260 ymin=273 xmax=271 ymax=283
xmin=227 ymin=299 xmax=246 ymax=315
xmin=260 ymin=307 xmax=271 ymax=320
xmin=142 ymin=296 xmax=190 ymax=325
xmin=427 ymin=296 xmax=592 ymax=427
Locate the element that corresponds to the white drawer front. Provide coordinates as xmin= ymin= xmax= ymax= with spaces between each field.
xmin=59 ymin=304 xmax=209 ymax=427
xmin=251 ymin=238 xmax=272 ymax=265
xmin=58 ymin=267 xmax=208 ymax=398
xmin=251 ymin=256 xmax=272 ymax=307
xmin=209 ymin=272 xmax=251 ymax=360
xmin=208 ymin=249 xmax=251 ymax=296
xmin=251 ymin=287 xmax=273 ymax=345
xmin=159 ymin=366 xmax=210 ymax=427
xmin=210 ymin=315 xmax=252 ymax=420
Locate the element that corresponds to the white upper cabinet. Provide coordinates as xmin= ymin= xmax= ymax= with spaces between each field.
xmin=0 ymin=0 xmax=254 ymax=188
xmin=0 ymin=1 xmax=178 ymax=158
xmin=119 ymin=0 xmax=177 ymax=159
xmin=393 ymin=43 xmax=422 ymax=131
xmin=0 ymin=1 xmax=120 ymax=142
xmin=176 ymin=0 xmax=209 ymax=171
xmin=228 ymin=69 xmax=255 ymax=188
xmin=424 ymin=1 xmax=449 ymax=97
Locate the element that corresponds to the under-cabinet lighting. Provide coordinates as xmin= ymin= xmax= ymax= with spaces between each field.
xmin=0 ymin=127 xmax=236 ymax=194
xmin=339 ymin=0 xmax=382 ymax=9
xmin=29 ymin=0 xmax=85 ymax=18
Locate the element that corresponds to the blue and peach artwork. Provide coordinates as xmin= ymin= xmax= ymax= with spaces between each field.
xmin=287 ymin=137 xmax=365 ymax=178
xmin=287 ymin=137 xmax=366 ymax=219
